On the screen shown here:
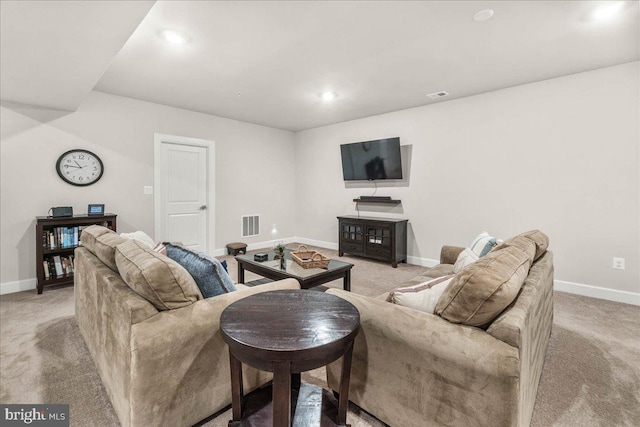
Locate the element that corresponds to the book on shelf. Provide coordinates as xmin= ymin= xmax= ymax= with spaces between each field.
xmin=43 ymin=254 xmax=75 ymax=279
xmin=53 ymin=255 xmax=63 ymax=277
xmin=41 ymin=226 xmax=92 ymax=250
xmin=43 ymin=260 xmax=50 ymax=280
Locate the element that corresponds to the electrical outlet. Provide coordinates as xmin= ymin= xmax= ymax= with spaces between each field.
xmin=612 ymin=257 xmax=625 ymax=270
xmin=144 ymin=186 xmax=153 ymax=195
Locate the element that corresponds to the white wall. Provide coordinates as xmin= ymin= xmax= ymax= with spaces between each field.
xmin=1 ymin=91 xmax=296 ymax=289
xmin=294 ymin=62 xmax=640 ymax=298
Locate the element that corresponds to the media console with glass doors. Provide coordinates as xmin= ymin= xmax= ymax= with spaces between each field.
xmin=337 ymin=215 xmax=408 ymax=267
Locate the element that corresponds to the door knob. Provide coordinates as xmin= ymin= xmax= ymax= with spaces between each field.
xmin=199 ymin=205 xmax=207 ymax=210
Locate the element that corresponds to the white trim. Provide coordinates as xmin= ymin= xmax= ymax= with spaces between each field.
xmin=406 ymin=255 xmax=440 ymax=268
xmin=153 ymin=133 xmax=216 ymax=256
xmin=554 ymin=280 xmax=640 ymax=306
xmin=1 ymin=279 xmax=36 ymax=295
xmin=293 ymin=237 xmax=339 ymax=251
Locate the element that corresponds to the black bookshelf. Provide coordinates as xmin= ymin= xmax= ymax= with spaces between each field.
xmin=35 ymin=214 xmax=117 ymax=294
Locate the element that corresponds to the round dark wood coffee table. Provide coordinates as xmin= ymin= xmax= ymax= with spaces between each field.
xmin=220 ymin=289 xmax=360 ymax=427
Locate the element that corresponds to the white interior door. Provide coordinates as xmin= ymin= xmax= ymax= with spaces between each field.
xmin=158 ymin=141 xmax=209 ymax=252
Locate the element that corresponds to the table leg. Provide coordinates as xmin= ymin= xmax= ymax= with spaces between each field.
xmin=343 ymin=269 xmax=351 ymax=292
xmin=273 ymin=361 xmax=292 ymax=427
xmin=291 ymin=372 xmax=301 ymax=391
xmin=237 ymin=261 xmax=245 ymax=284
xmin=337 ymin=341 xmax=354 ymax=426
xmin=229 ymin=351 xmax=244 ymax=424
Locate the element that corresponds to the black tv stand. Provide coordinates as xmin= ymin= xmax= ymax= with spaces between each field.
xmin=337 ymin=216 xmax=408 ymax=267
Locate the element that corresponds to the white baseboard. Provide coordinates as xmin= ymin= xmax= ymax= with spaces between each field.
xmin=292 ymin=237 xmax=338 ymax=251
xmin=554 ymin=280 xmax=640 ymax=306
xmin=406 ymin=256 xmax=439 ymax=268
xmin=0 ymin=279 xmax=37 ymax=295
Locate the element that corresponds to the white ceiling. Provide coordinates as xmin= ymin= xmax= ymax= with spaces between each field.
xmin=0 ymin=0 xmax=155 ymax=111
xmin=2 ymin=1 xmax=638 ymax=130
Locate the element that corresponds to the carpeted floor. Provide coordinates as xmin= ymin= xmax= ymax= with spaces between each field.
xmin=1 ymin=244 xmax=639 ymax=426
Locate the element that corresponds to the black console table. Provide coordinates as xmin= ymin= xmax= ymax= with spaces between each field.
xmin=337 ymin=216 xmax=408 ymax=268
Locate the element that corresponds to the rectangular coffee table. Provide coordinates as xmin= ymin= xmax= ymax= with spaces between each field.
xmin=235 ymin=249 xmax=354 ymax=291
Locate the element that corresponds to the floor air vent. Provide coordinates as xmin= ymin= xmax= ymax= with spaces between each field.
xmin=242 ymin=215 xmax=260 ymax=237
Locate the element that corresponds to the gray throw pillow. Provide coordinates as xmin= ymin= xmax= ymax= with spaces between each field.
xmin=165 ymin=243 xmax=237 ymax=298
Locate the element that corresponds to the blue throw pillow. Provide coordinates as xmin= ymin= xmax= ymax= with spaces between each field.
xmin=221 ymin=259 xmax=228 ymax=273
xmin=165 ymin=244 xmax=236 ymax=298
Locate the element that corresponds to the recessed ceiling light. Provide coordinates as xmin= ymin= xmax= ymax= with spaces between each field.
xmin=160 ymin=30 xmax=188 ymax=45
xmin=320 ymin=91 xmax=338 ymax=101
xmin=592 ymin=2 xmax=624 ymax=21
xmin=474 ymin=9 xmax=494 ymax=22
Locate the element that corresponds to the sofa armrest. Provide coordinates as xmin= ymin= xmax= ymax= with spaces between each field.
xmin=325 ymin=288 xmax=520 ymax=427
xmin=440 ymin=245 xmax=464 ymax=265
xmin=128 ymin=279 xmax=300 ymax=426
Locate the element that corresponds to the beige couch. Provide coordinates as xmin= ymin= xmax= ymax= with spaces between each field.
xmin=74 ymin=229 xmax=300 ymax=427
xmin=326 ymin=244 xmax=554 ymax=427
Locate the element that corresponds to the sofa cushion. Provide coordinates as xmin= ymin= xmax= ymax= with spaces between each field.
xmin=120 ymin=230 xmax=155 ymax=248
xmin=423 ymin=264 xmax=454 ymax=279
xmin=453 ymin=247 xmax=479 ymax=273
xmin=436 ymin=243 xmax=535 ymax=328
xmin=94 ymin=232 xmax=128 ymax=271
xmin=386 ymin=275 xmax=455 ymax=313
xmin=80 ymin=225 xmax=113 ymax=253
xmin=498 ymin=229 xmax=549 ymax=262
xmin=469 ymin=231 xmax=500 ymax=257
xmin=165 ymin=243 xmax=236 ymax=298
xmin=115 ymin=239 xmax=202 ymax=311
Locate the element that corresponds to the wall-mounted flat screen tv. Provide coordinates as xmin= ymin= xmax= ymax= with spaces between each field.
xmin=340 ymin=137 xmax=403 ymax=181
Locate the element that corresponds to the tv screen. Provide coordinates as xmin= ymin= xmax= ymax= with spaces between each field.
xmin=340 ymin=137 xmax=403 ymax=181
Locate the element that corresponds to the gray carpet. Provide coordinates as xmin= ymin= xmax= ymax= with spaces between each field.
xmin=1 ymin=244 xmax=639 ymax=426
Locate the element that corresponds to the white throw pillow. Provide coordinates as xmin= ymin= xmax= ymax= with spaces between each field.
xmin=120 ymin=231 xmax=155 ymax=249
xmin=469 ymin=231 xmax=501 ymax=258
xmin=387 ymin=275 xmax=455 ymax=314
xmin=453 ymin=248 xmax=479 ymax=273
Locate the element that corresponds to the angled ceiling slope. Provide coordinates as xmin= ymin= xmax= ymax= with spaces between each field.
xmin=0 ymin=0 xmax=155 ymax=111
xmin=95 ymin=1 xmax=639 ymax=131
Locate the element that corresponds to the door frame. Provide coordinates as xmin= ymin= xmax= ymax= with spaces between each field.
xmin=153 ymin=133 xmax=216 ymax=255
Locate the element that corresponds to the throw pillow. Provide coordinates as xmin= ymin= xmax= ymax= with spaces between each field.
xmin=436 ymin=242 xmax=537 ymax=328
xmin=469 ymin=231 xmax=500 ymax=257
xmin=120 ymin=231 xmax=155 ymax=248
xmin=115 ymin=239 xmax=202 ymax=311
xmin=165 ymin=243 xmax=237 ymax=298
xmin=387 ymin=275 xmax=455 ymax=314
xmin=453 ymin=248 xmax=479 ymax=273
xmin=153 ymin=242 xmax=167 ymax=255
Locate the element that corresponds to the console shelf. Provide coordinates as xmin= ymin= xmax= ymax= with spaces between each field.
xmin=353 ymin=198 xmax=401 ymax=204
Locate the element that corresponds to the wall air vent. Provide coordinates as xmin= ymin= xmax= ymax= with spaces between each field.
xmin=241 ymin=215 xmax=260 ymax=237
xmin=427 ymin=91 xmax=450 ymax=99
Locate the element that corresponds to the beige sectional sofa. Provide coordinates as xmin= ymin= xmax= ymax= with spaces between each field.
xmin=74 ymin=226 xmax=300 ymax=427
xmin=326 ymin=239 xmax=554 ymax=427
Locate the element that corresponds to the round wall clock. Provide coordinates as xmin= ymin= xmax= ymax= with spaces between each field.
xmin=56 ymin=149 xmax=104 ymax=186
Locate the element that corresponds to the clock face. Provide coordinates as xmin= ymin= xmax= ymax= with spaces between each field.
xmin=56 ymin=149 xmax=104 ymax=186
